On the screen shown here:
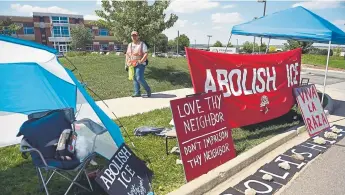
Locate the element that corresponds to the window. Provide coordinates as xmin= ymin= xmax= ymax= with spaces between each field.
xmin=52 ymin=26 xmax=70 ymax=37
xmin=24 ymin=27 xmax=34 ymax=35
xmin=61 ymin=26 xmax=69 ymax=36
xmin=100 ymin=44 xmax=108 ymax=50
xmin=99 ymin=29 xmax=108 ymax=36
xmin=52 ymin=16 xmax=68 ymax=24
xmin=86 ymin=44 xmax=93 ymax=51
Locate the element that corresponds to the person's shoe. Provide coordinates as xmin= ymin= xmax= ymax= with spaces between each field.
xmin=147 ymin=90 xmax=152 ymax=97
xmin=131 ymin=94 xmax=141 ymax=97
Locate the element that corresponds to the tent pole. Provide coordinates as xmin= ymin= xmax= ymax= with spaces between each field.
xmin=225 ymin=33 xmax=232 ymax=53
xmin=321 ymin=40 xmax=331 ymax=106
xmin=253 ymin=37 xmax=256 ymax=54
xmin=266 ymin=38 xmax=271 ymax=53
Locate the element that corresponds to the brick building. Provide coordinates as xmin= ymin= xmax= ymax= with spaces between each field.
xmin=0 ymin=12 xmax=124 ymax=53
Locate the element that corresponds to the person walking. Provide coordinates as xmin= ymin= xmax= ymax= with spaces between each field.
xmin=125 ymin=31 xmax=151 ymax=97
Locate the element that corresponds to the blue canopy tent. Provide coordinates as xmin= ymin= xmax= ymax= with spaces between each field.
xmin=0 ymin=35 xmax=124 ymax=159
xmin=226 ymin=6 xmax=345 ymax=103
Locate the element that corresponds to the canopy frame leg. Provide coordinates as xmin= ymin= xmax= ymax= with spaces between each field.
xmin=253 ymin=36 xmax=256 ymax=54
xmin=266 ymin=38 xmax=271 ymax=53
xmin=225 ymin=33 xmax=232 ymax=53
xmin=321 ymin=40 xmax=332 ymax=107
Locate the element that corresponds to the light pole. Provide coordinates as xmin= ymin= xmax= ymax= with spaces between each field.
xmin=253 ymin=17 xmax=258 ymax=53
xmin=207 ymin=35 xmax=212 ymax=50
xmin=236 ymin=39 xmax=239 ymax=53
xmin=177 ymin=30 xmax=179 ymax=54
xmin=258 ymin=0 xmax=266 ymax=48
xmin=194 ymin=39 xmax=196 ymax=48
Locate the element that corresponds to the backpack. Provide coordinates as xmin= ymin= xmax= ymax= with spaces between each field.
xmin=55 ymin=129 xmax=78 ymax=160
xmin=130 ymin=42 xmax=149 ymax=65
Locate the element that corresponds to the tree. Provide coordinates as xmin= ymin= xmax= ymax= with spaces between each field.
xmin=283 ymin=40 xmax=313 ymax=54
xmin=259 ymin=43 xmax=267 ymax=53
xmin=334 ymin=47 xmax=342 ymax=57
xmin=227 ymin=42 xmax=233 ymax=47
xmin=242 ymin=41 xmax=260 ymax=53
xmin=152 ymin=33 xmax=168 ymax=53
xmin=168 ymin=40 xmax=175 ymax=51
xmin=70 ymin=24 xmax=93 ymax=51
xmin=0 ymin=17 xmax=21 ymax=37
xmin=175 ymin=34 xmax=190 ymax=52
xmin=213 ymin=41 xmax=223 ymax=47
xmin=269 ymin=46 xmax=277 ymax=53
xmin=95 ymin=1 xmax=178 ymax=44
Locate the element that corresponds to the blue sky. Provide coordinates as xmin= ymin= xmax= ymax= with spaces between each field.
xmin=1 ymin=0 xmax=344 ymax=46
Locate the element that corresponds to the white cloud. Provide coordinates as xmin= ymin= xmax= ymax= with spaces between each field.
xmin=222 ymin=5 xmax=235 ymax=9
xmin=10 ymin=4 xmax=77 ymax=15
xmin=212 ymin=26 xmax=223 ymax=30
xmin=175 ymin=19 xmax=188 ymax=27
xmin=333 ymin=19 xmax=345 ymax=30
xmin=84 ymin=14 xmax=101 ymax=21
xmin=96 ymin=0 xmax=112 ymax=7
xmin=211 ymin=12 xmax=243 ymax=24
xmin=292 ymin=1 xmax=343 ymax=10
xmin=167 ymin=0 xmax=219 ymax=13
xmin=334 ymin=19 xmax=345 ymax=26
xmin=192 ymin=22 xmax=198 ymax=26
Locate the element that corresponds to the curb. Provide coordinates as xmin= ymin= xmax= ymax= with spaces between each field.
xmin=167 ymin=124 xmax=305 ymax=195
xmin=302 ymin=65 xmax=345 ymax=73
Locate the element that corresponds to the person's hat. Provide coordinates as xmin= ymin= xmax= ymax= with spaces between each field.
xmin=131 ymin=31 xmax=139 ymax=36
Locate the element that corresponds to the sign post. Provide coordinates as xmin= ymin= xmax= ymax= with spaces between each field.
xmin=293 ymin=84 xmax=330 ymax=137
xmin=170 ymin=91 xmax=236 ymax=182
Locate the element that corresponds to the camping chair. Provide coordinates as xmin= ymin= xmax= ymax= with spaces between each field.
xmin=18 ymin=108 xmax=95 ymax=195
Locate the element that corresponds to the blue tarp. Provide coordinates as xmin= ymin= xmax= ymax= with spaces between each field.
xmin=231 ymin=6 xmax=345 ymax=45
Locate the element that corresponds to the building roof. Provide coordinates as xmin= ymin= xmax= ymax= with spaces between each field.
xmin=33 ymin=12 xmax=83 ymax=19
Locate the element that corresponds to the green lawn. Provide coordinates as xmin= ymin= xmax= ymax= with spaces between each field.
xmin=0 ymin=107 xmax=301 ymax=195
xmin=302 ymin=54 xmax=345 ymax=69
xmin=60 ymin=55 xmax=192 ymax=100
xmin=60 ymin=53 xmax=344 ymax=101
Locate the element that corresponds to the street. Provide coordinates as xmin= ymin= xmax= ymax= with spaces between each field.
xmin=301 ymin=67 xmax=345 ymax=86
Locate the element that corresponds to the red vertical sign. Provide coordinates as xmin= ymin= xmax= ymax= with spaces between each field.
xmin=170 ymin=91 xmax=236 ymax=182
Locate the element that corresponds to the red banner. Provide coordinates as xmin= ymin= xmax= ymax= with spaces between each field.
xmin=170 ymin=91 xmax=236 ymax=182
xmin=185 ymin=48 xmax=302 ymax=128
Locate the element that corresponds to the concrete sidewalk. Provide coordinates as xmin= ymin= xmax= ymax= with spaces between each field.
xmin=95 ymin=88 xmax=194 ymax=118
xmin=278 ymin=82 xmax=345 ymax=195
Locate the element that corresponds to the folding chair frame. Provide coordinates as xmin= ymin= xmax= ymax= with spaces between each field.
xmin=20 ymin=139 xmax=95 ymax=195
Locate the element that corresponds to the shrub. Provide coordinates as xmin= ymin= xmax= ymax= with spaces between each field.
xmin=65 ymin=51 xmax=89 ymax=57
xmin=319 ymin=49 xmax=333 ymax=56
xmin=308 ymin=48 xmax=333 ymax=56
